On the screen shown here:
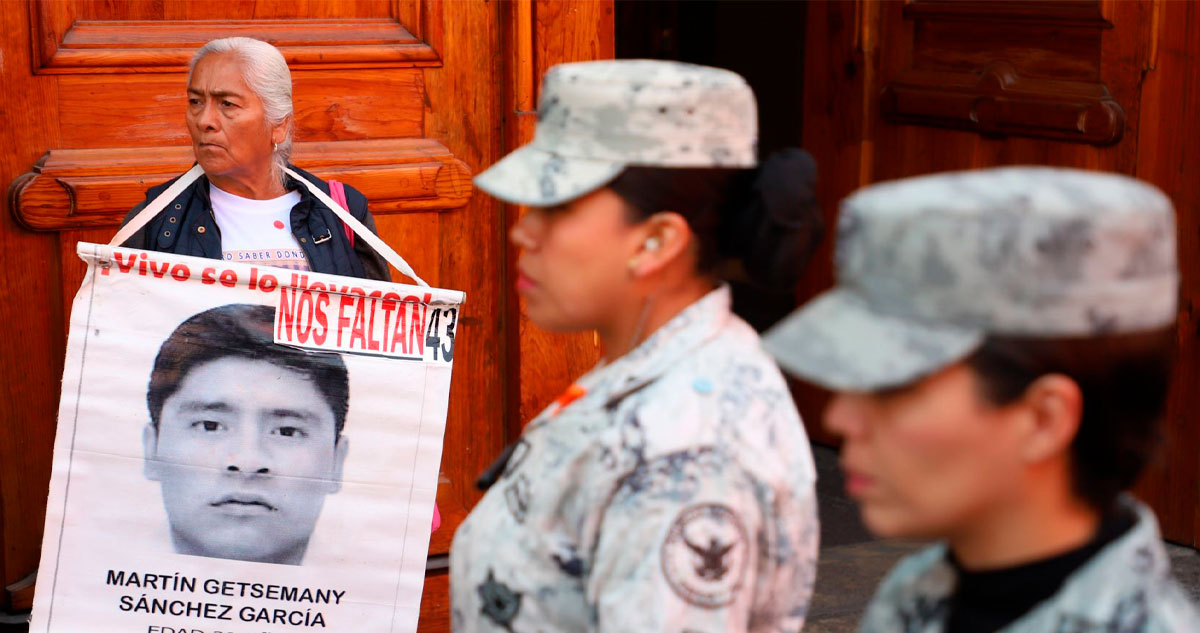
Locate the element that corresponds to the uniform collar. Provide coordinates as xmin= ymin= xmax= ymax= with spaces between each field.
xmin=584 ymin=284 xmax=733 ymax=407
xmin=879 ymin=496 xmax=1178 ymax=631
xmin=1025 ymin=497 xmax=1175 ymax=624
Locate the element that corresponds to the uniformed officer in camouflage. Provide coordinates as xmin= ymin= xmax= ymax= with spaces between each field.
xmin=765 ymin=166 xmax=1200 ymax=632
xmin=452 ymin=60 xmax=820 ymax=633
xmin=473 ymin=59 xmax=757 ymax=207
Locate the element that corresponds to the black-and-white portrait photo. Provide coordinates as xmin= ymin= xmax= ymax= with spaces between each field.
xmin=141 ymin=304 xmax=349 ymax=565
xmin=32 ymin=246 xmax=459 ymax=633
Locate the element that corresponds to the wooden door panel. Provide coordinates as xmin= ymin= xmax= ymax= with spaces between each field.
xmin=876 ymin=0 xmax=1140 ymax=153
xmin=32 ymin=1 xmax=433 ymax=74
xmin=505 ymin=0 xmax=612 ymax=430
xmin=5 ymin=0 xmax=475 ymax=622
xmin=417 ymin=571 xmax=449 ymax=633
xmin=158 ymin=1 xmax=396 ymax=21
xmin=11 ymin=141 xmax=471 ymax=231
xmin=369 ymin=213 xmax=441 ymax=285
xmin=414 ymin=1 xmax=506 ymax=596
xmin=56 ymin=71 xmax=426 ymax=148
xmin=1128 ymin=1 xmax=1200 ymax=546
xmin=802 ymin=0 xmax=1200 ymax=545
xmin=0 ymin=2 xmax=69 ymax=612
xmin=2 ymin=2 xmax=613 ymax=627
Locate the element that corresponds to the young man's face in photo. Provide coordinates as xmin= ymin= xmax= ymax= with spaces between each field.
xmin=143 ymin=356 xmax=348 ymax=565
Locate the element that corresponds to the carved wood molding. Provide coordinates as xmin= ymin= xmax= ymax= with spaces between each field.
xmin=881 ymin=62 xmax=1125 ymax=146
xmin=30 ymin=1 xmax=439 ymax=74
xmin=881 ymin=0 xmax=1124 ymax=146
xmin=4 ymin=570 xmax=35 ymax=612
xmin=9 ymin=139 xmax=473 ymax=232
xmin=902 ymin=0 xmax=1112 ymax=28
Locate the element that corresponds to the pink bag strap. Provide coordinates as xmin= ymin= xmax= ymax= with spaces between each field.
xmin=291 ymin=169 xmax=427 ymax=286
xmin=328 ymin=180 xmax=355 ymax=247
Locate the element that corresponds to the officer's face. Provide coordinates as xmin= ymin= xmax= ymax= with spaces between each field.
xmin=823 ymin=363 xmax=1028 ymax=541
xmin=143 ymin=357 xmax=347 ymax=565
xmin=509 ymin=188 xmax=646 ymax=332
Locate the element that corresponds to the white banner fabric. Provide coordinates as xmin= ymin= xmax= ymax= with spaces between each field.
xmin=29 ymin=243 xmax=463 ymax=633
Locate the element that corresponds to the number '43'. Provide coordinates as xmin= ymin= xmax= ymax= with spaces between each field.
xmin=425 ymin=307 xmax=458 ymax=362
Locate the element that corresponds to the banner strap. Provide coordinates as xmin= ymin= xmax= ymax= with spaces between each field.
xmin=284 ymin=167 xmax=428 ymax=287
xmin=108 ymin=164 xmax=205 ymax=249
xmin=107 ymin=165 xmax=429 ymax=288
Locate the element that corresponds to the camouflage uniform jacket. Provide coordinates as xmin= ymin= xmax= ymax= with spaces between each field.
xmin=860 ymin=498 xmax=1200 ymax=633
xmin=450 ymin=286 xmax=819 ymax=633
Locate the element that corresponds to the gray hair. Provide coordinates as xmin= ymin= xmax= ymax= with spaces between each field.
xmin=189 ymin=37 xmax=294 ymax=186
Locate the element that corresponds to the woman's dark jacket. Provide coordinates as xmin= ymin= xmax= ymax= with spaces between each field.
xmin=118 ymin=164 xmax=390 ymax=281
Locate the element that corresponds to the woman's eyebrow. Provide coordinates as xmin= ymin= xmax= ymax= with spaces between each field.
xmin=186 ymin=87 xmax=244 ymax=100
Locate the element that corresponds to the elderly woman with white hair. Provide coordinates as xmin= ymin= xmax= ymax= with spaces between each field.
xmin=118 ymin=37 xmax=389 ymax=280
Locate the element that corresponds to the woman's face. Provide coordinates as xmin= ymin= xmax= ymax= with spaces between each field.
xmin=186 ymin=52 xmax=285 ymax=183
xmin=510 ymin=188 xmax=644 ymax=332
xmin=824 ymin=363 xmax=1027 ymax=541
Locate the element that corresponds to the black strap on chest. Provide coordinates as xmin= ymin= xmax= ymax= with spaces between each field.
xmin=475 ymin=440 xmax=522 ymax=491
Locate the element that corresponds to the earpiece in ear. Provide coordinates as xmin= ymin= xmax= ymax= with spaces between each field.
xmin=629 ymin=236 xmax=661 ymax=274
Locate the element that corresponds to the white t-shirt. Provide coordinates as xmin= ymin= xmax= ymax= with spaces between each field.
xmin=209 ymin=183 xmax=310 ymax=271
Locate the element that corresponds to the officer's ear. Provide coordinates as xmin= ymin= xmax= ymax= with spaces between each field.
xmin=1014 ymin=373 xmax=1082 ymax=465
xmin=627 ymin=211 xmax=692 ymax=278
xmin=143 ymin=423 xmax=164 ymax=482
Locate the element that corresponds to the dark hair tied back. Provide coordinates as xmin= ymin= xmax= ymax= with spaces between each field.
xmin=721 ymin=149 xmax=822 ymax=290
xmin=609 ymin=148 xmax=823 ymax=292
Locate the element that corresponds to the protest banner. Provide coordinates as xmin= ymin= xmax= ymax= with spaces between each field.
xmin=28 ymin=241 xmax=462 ymax=633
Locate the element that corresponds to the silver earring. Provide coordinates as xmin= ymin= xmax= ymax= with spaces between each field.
xmin=644 ymin=236 xmax=661 ymax=251
xmin=273 ymin=142 xmax=279 ymax=153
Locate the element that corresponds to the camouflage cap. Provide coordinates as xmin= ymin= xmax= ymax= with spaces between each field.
xmin=474 ymin=59 xmax=758 ymax=207
xmin=763 ymin=167 xmax=1179 ymax=392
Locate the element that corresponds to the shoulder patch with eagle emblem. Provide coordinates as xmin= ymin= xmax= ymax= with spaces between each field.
xmin=660 ymin=503 xmax=749 ymax=608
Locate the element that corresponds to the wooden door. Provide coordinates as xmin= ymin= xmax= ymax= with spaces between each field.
xmin=799 ymin=0 xmax=1200 ymax=545
xmin=0 ymin=1 xmax=612 ymax=629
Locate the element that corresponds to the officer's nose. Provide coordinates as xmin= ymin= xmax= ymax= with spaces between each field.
xmin=824 ymin=392 xmax=871 ymax=441
xmin=510 ymin=208 xmax=547 ymax=251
